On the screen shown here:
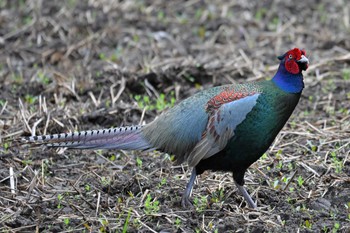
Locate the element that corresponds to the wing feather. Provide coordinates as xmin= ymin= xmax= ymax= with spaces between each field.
xmin=187 ymin=93 xmax=260 ymax=167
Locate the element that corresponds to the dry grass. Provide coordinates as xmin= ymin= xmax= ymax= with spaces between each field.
xmin=0 ymin=0 xmax=350 ymax=232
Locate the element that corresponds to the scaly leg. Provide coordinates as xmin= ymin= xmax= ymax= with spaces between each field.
xmin=181 ymin=167 xmax=197 ymax=208
xmin=234 ymin=181 xmax=257 ymax=208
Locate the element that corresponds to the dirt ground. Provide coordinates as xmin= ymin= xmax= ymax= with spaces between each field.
xmin=1 ymin=0 xmax=350 ymax=232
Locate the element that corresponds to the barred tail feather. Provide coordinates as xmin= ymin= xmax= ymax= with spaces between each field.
xmin=22 ymin=125 xmax=152 ymax=150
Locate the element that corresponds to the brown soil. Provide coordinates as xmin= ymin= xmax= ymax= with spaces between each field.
xmin=1 ymin=0 xmax=350 ymax=232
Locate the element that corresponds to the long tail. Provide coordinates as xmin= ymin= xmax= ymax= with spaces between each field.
xmin=21 ymin=125 xmax=153 ymax=150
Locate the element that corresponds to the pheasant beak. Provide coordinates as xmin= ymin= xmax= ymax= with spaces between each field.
xmin=297 ymin=54 xmax=309 ymax=71
xmin=297 ymin=55 xmax=309 ymax=64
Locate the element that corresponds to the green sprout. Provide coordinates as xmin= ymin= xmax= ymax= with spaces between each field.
xmin=143 ymin=194 xmax=160 ymax=215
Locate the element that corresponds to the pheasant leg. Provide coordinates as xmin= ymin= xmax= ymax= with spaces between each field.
xmin=234 ymin=181 xmax=257 ymax=208
xmin=181 ymin=167 xmax=197 ymax=208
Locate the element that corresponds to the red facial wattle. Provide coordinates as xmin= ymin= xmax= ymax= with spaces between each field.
xmin=284 ymin=48 xmax=309 ymax=74
xmin=285 ymin=59 xmax=300 ymax=74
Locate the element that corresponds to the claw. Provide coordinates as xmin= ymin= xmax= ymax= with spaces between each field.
xmin=181 ymin=194 xmax=194 ymax=208
xmin=234 ymin=181 xmax=257 ymax=208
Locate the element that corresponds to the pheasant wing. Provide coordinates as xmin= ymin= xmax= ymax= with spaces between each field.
xmin=187 ymin=93 xmax=260 ymax=167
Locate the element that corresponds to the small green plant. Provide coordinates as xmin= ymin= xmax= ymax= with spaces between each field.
xmin=157 ymin=177 xmax=167 ymax=188
xmin=330 ymin=210 xmax=337 ymax=219
xmin=307 ymin=140 xmax=318 ymax=152
xmin=95 ymin=71 xmax=102 ymax=78
xmin=287 ymin=197 xmax=295 ymax=204
xmin=133 ymin=218 xmax=141 ymax=228
xmin=0 ymin=99 xmax=5 ymax=107
xmin=255 ymin=8 xmax=267 ymax=20
xmin=176 ymin=13 xmax=188 ymax=24
xmin=24 ymin=94 xmax=37 ymax=104
xmin=122 ymin=209 xmax=132 ymax=233
xmin=41 ymin=159 xmax=51 ymax=179
xmin=99 ymin=47 xmax=123 ymax=62
xmin=211 ymin=188 xmax=225 ymax=203
xmin=276 ymin=160 xmax=283 ymax=170
xmin=127 ymin=191 xmax=134 ymax=198
xmin=297 ymin=175 xmax=305 ymax=187
xmin=290 ymin=120 xmax=297 ymax=129
xmin=134 ymin=95 xmax=150 ymax=109
xmin=281 ymin=176 xmax=289 ymax=184
xmin=304 ymin=219 xmax=312 ymax=229
xmin=143 ymin=194 xmax=160 ymax=215
xmin=261 ymin=153 xmax=268 ymax=160
xmin=197 ymin=26 xmax=206 ymax=39
xmin=155 ymin=93 xmax=176 ymax=111
xmin=157 ymin=10 xmax=165 ymax=21
xmin=268 ymin=17 xmax=280 ymax=30
xmin=132 ymin=34 xmax=139 ymax=43
xmin=193 ymin=195 xmax=208 ymax=212
xmin=183 ymin=73 xmax=196 ymax=83
xmin=174 ymin=218 xmax=181 ymax=228
xmin=64 ymin=218 xmax=70 ymax=226
xmin=273 ymin=178 xmax=281 ymax=189
xmin=99 ymin=52 xmax=106 ymax=60
xmin=303 ymin=110 xmax=310 ymax=116
xmin=109 ymin=154 xmax=116 ymax=161
xmin=275 ymin=149 xmax=282 ymax=159
xmin=323 ymin=226 xmax=328 ymax=232
xmin=37 ymin=71 xmax=50 ymax=84
xmin=101 ymin=176 xmax=111 ymax=186
xmin=332 ymin=222 xmax=340 ymax=233
xmin=342 ymin=68 xmax=350 ymax=81
xmin=136 ymin=157 xmax=142 ymax=168
xmin=109 ymin=47 xmax=123 ymax=62
xmin=3 ymin=142 xmax=9 ymax=151
xmin=11 ymin=73 xmax=23 ymax=84
xmin=134 ymin=92 xmax=176 ymax=111
xmin=57 ymin=193 xmax=64 ymax=209
xmin=330 ymin=151 xmax=343 ymax=173
xmin=195 ymin=8 xmax=204 ymax=20
xmin=98 ymin=217 xmax=109 ymax=232
xmin=22 ymin=159 xmax=33 ymax=166
xmin=85 ymin=184 xmax=91 ymax=192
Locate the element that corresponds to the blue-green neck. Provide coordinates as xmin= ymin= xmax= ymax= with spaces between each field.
xmin=272 ymin=63 xmax=304 ymax=93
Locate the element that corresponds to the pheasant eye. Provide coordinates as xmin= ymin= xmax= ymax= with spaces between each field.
xmin=288 ymin=54 xmax=293 ymax=59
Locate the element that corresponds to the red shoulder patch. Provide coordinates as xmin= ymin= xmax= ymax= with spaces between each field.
xmin=205 ymin=87 xmax=258 ymax=113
